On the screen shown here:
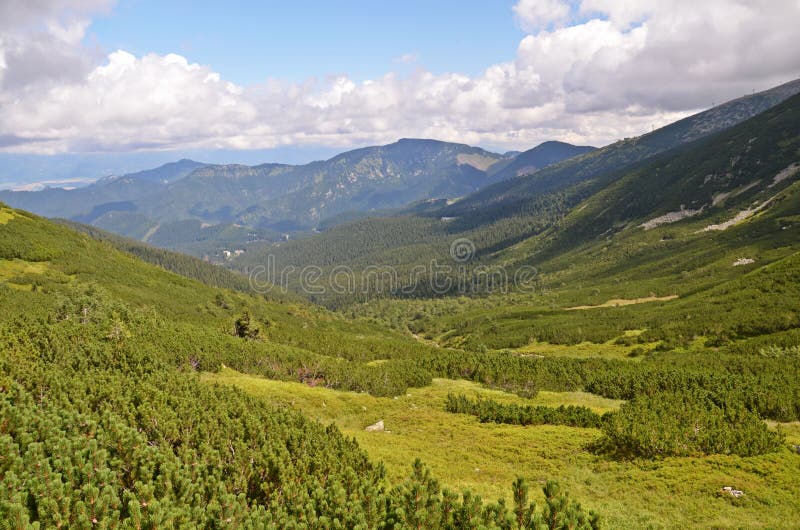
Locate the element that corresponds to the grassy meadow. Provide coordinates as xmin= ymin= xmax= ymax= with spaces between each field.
xmin=205 ymin=368 xmax=800 ymax=529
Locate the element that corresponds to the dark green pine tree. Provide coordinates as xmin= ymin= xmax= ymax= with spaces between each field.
xmin=233 ymin=309 xmax=262 ymax=341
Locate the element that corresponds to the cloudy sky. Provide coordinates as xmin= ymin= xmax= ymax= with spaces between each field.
xmin=1 ymin=0 xmax=799 ymax=162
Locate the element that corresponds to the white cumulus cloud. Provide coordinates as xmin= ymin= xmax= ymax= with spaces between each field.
xmin=396 ymin=53 xmax=418 ymax=64
xmin=0 ymin=0 xmax=799 ymax=154
xmin=513 ymin=0 xmax=572 ymax=32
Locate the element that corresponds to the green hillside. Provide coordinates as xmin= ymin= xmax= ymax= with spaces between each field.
xmin=4 ymin=128 xmax=800 ymax=527
xmin=218 ymin=90 xmax=800 ymax=526
xmin=1 ymin=203 xmax=609 ymax=528
xmin=56 ymin=220 xmax=292 ymax=300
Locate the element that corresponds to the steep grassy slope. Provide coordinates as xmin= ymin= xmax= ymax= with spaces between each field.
xmin=56 ymin=220 xmax=293 ymax=300
xmin=439 ymin=78 xmax=800 ymax=223
xmin=0 ymin=201 xmax=444 ymax=389
xmin=540 ymin=92 xmax=800 ymax=248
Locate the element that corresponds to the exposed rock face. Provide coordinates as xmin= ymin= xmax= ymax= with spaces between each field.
xmin=640 ymin=207 xmax=703 ymax=230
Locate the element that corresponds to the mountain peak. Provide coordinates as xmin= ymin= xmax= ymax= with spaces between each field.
xmin=488 ymin=141 xmax=597 ymax=180
xmin=396 ymin=137 xmax=446 ymax=144
xmin=124 ymin=159 xmax=208 ymax=184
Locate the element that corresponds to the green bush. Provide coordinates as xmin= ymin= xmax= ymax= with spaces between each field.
xmin=446 ymin=394 xmax=603 ymax=428
xmin=597 ymin=390 xmax=784 ymax=458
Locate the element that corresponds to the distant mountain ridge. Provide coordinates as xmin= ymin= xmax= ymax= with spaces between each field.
xmin=123 ymin=158 xmax=208 ymax=183
xmin=0 ymin=138 xmax=592 ymax=256
xmin=0 ymin=158 xmax=208 ymax=219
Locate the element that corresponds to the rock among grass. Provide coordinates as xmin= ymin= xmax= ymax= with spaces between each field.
xmin=365 ymin=420 xmax=385 ymax=432
xmin=722 ymin=486 xmax=744 ymax=498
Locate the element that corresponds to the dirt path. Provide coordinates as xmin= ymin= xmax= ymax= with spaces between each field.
xmin=142 ymin=223 xmax=161 ymax=242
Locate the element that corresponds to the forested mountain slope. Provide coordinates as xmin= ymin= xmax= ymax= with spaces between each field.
xmin=57 ymin=219 xmax=293 ymax=299
xmin=237 ymin=83 xmax=800 ymax=310
xmin=334 ymin=94 xmax=800 ymax=361
xmin=505 ymin=89 xmax=800 ymax=262
xmin=0 ymin=140 xmax=504 ymax=243
xmin=0 ymin=138 xmax=600 ymax=259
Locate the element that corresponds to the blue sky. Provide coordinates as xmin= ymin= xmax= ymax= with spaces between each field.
xmin=88 ymin=1 xmax=525 ymax=85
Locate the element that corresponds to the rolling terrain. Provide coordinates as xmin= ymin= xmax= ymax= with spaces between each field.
xmin=3 ymin=0 xmax=800 ymax=527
